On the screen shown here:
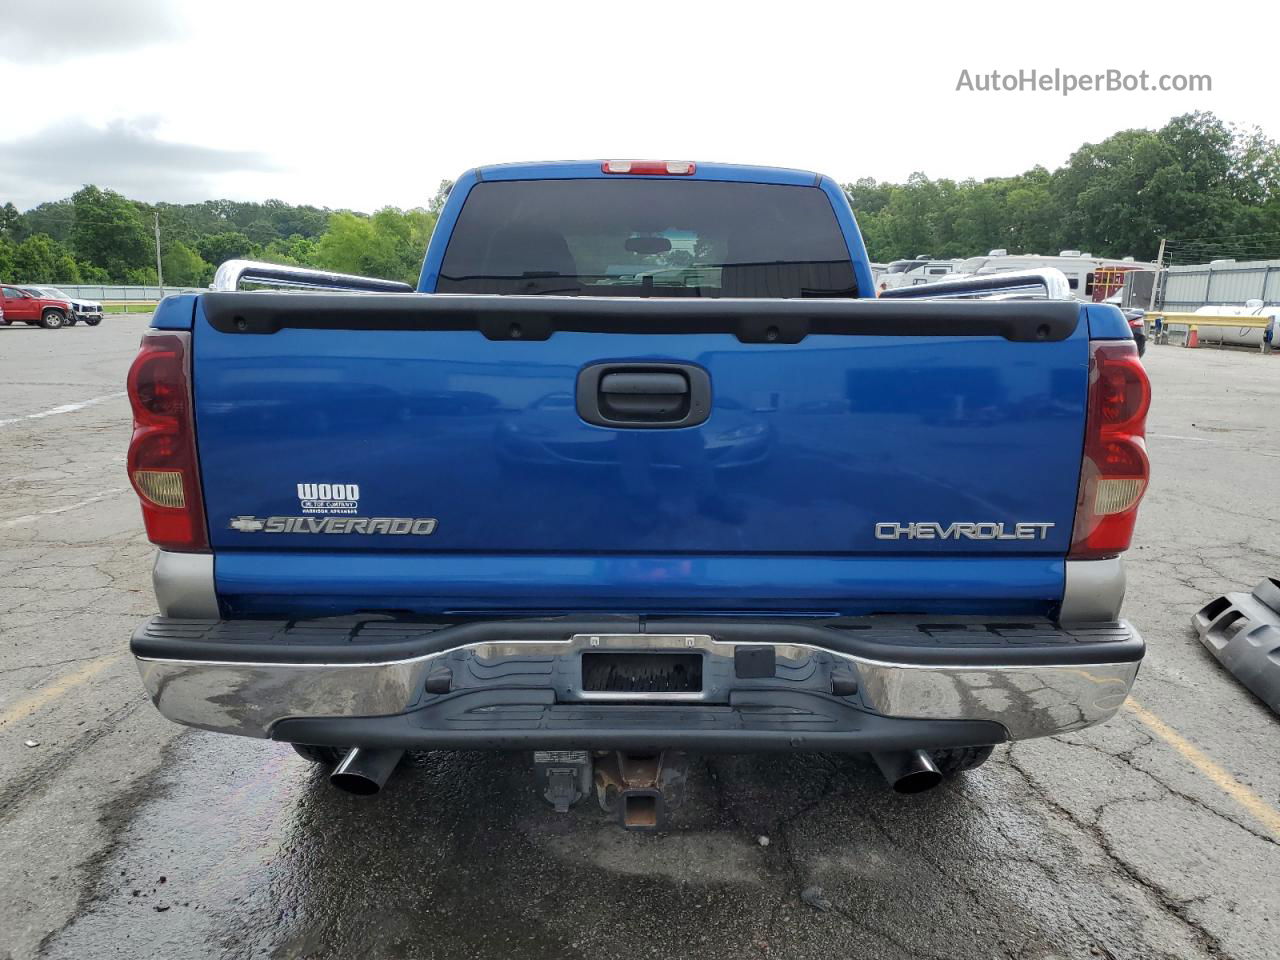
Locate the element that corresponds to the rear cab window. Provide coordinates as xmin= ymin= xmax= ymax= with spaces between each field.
xmin=437 ymin=179 xmax=857 ymax=298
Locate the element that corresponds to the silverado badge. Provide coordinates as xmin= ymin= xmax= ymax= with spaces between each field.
xmin=229 ymin=516 xmax=437 ymax=535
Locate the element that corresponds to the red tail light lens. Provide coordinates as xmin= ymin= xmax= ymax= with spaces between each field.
xmin=126 ymin=331 xmax=209 ymax=551
xmin=1069 ymin=341 xmax=1151 ymax=559
xmin=601 ymin=160 xmax=696 ymax=176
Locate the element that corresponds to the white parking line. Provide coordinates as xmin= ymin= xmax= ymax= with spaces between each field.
xmin=1148 ymin=433 xmax=1219 ymax=443
xmin=0 ymin=391 xmax=126 ymax=429
xmin=0 ymin=488 xmax=129 ymax=528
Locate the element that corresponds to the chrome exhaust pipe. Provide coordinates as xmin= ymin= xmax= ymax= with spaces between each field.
xmin=330 ymin=747 xmax=404 ymax=796
xmin=871 ymin=749 xmax=943 ymax=794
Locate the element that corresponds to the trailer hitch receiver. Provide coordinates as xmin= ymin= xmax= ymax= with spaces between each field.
xmin=593 ymin=751 xmax=689 ymax=831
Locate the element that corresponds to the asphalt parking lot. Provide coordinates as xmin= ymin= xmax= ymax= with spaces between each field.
xmin=1 ymin=315 xmax=1278 ymax=960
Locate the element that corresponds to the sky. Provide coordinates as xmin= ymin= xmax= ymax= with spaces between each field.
xmin=1 ymin=0 xmax=1276 ymax=212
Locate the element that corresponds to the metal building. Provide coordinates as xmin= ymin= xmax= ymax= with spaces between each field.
xmin=1157 ymin=260 xmax=1280 ymax=311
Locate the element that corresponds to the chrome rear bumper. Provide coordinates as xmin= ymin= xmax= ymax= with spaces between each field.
xmin=133 ymin=619 xmax=1142 ymax=745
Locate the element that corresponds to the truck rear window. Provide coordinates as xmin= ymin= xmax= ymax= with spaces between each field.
xmin=436 ymin=179 xmax=857 ymax=298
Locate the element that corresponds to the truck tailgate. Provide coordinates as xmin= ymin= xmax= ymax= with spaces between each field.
xmin=192 ymin=294 xmax=1087 ymax=616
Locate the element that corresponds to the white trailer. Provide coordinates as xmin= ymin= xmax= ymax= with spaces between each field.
xmin=948 ymin=250 xmax=1157 ymax=302
xmin=879 ymin=256 xmax=964 ymax=290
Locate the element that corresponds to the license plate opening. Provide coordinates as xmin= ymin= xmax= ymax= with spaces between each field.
xmin=581 ymin=653 xmax=703 ymax=694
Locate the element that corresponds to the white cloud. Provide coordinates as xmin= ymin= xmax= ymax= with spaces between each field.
xmin=0 ymin=118 xmax=275 ymax=208
xmin=0 ymin=0 xmax=1273 ymax=211
xmin=0 ymin=0 xmax=183 ymax=59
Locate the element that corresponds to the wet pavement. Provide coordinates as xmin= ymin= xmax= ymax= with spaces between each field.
xmin=1 ymin=316 xmax=1278 ymax=960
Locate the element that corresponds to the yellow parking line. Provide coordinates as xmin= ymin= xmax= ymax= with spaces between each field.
xmin=1126 ymin=699 xmax=1280 ymax=841
xmin=0 ymin=656 xmax=119 ymax=730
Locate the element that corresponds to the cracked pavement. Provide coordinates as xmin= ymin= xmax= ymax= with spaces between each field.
xmin=1 ymin=319 xmax=1278 ymax=959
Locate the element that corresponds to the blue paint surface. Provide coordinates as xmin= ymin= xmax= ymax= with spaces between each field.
xmin=1085 ymin=304 xmax=1135 ymax=340
xmin=215 ymin=551 xmax=1065 ymax=618
xmin=193 ymin=309 xmax=1087 ymax=615
xmin=150 ymin=294 xmax=197 ymax=330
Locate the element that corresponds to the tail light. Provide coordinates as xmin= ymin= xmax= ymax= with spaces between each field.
xmin=1069 ymin=341 xmax=1151 ymax=559
xmin=602 ymin=160 xmax=695 ymax=176
xmin=126 ymin=331 xmax=209 ymax=551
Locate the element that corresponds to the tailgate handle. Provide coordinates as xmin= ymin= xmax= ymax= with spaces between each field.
xmin=601 ymin=371 xmax=688 ymax=396
xmin=577 ymin=363 xmax=711 ymax=429
xmin=600 ymin=371 xmax=688 ymax=422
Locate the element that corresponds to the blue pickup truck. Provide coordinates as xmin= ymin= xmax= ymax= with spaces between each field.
xmin=127 ymin=160 xmax=1150 ymax=827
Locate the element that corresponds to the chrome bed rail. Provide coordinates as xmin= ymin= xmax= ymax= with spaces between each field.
xmin=210 ymin=259 xmax=414 ymax=294
xmin=879 ymin=268 xmax=1073 ymax=302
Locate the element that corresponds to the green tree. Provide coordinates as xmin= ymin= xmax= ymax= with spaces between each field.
xmin=428 ymin=180 xmax=455 ymax=214
xmin=313 ymin=208 xmax=436 ymax=285
xmin=195 ymin=231 xmax=255 ymax=268
xmin=841 ymin=111 xmax=1280 ymax=263
xmin=261 ymin=233 xmax=319 ymax=267
xmin=845 ymin=177 xmax=892 ymax=216
xmin=0 ymin=202 xmax=20 ymax=238
xmin=11 ymin=234 xmax=70 ymax=282
xmin=1000 ymin=167 xmax=1061 ymax=255
xmin=875 ymin=173 xmax=946 ymax=260
xmin=1051 ymin=113 xmax=1257 ymax=259
xmin=313 ymin=212 xmax=382 ymax=276
xmin=243 ymin=219 xmax=277 ymax=246
xmin=0 ymin=236 xmax=15 ymax=278
xmin=18 ymin=200 xmax=74 ymax=243
xmin=54 ymin=255 xmax=82 ymax=283
xmin=1227 ymin=123 xmax=1280 ymax=205
xmin=845 ymin=178 xmax=894 ymax=258
xmin=162 ymin=241 xmax=212 ymax=286
xmin=262 ymin=199 xmax=329 ymax=239
xmin=70 ymin=186 xmax=151 ymax=277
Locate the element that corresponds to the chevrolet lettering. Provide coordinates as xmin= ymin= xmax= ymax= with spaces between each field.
xmin=875 ymin=522 xmax=1055 ymax=541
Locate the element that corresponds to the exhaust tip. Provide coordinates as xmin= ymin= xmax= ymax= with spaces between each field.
xmin=872 ymin=749 xmax=944 ymax=795
xmin=330 ymin=771 xmax=383 ymax=796
xmin=891 ymin=768 xmax=944 ymax=794
xmin=329 ymin=747 xmax=404 ymax=796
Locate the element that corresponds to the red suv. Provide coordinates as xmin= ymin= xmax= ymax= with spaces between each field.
xmin=0 ymin=285 xmax=73 ymax=328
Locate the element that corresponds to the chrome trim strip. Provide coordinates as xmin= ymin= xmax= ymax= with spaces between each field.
xmin=1060 ymin=558 xmax=1126 ymax=623
xmin=152 ymin=551 xmax=219 ymax=619
xmin=210 ymin=259 xmax=414 ymax=294
xmin=135 ymin=628 xmax=1141 ymax=742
